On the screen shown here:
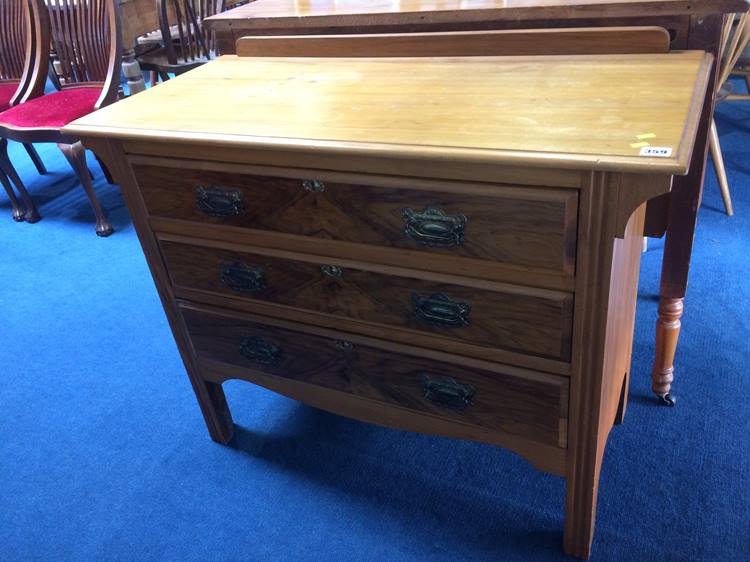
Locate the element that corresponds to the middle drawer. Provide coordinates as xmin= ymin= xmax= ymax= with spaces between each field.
xmin=160 ymin=239 xmax=573 ymax=363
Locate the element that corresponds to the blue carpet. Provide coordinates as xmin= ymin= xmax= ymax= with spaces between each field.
xmin=1 ymin=96 xmax=749 ymax=562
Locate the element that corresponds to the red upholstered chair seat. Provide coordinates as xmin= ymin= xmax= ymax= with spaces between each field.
xmin=0 ymin=81 xmax=20 ymax=111
xmin=0 ymin=87 xmax=101 ymax=129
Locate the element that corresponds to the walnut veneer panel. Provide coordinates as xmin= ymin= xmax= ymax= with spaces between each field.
xmin=137 ymin=164 xmax=578 ymax=275
xmin=160 ymin=239 xmax=574 ymax=362
xmin=180 ymin=303 xmax=569 ymax=449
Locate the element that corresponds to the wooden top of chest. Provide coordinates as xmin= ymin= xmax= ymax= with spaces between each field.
xmin=65 ymin=51 xmax=711 ymax=174
xmin=204 ymin=0 xmax=748 ymax=31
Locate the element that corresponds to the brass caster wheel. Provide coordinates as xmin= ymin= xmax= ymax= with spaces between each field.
xmin=657 ymin=393 xmax=675 ymax=407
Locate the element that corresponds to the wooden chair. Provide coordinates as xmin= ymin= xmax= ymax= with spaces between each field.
xmin=0 ymin=0 xmax=50 ymax=221
xmin=727 ymin=40 xmax=750 ymax=98
xmin=138 ymin=0 xmax=224 ymax=81
xmin=709 ymin=12 xmax=750 ymax=216
xmin=0 ymin=0 xmax=122 ymax=235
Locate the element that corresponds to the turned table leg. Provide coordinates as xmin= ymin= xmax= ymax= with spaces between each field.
xmin=652 ymin=161 xmax=701 ymax=406
xmin=652 ymin=298 xmax=683 ymax=406
xmin=651 ymin=14 xmax=722 ymax=406
xmin=121 ymin=48 xmax=146 ymax=95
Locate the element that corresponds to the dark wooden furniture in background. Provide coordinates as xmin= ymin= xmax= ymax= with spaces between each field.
xmin=234 ymin=26 xmax=671 ymax=57
xmin=119 ymin=0 xmax=161 ymax=94
xmin=0 ymin=0 xmax=49 ymax=221
xmin=65 ymin=26 xmax=712 ymax=557
xmin=119 ymin=0 xmax=253 ymax=94
xmin=205 ymin=0 xmax=749 ymax=407
xmin=0 ymin=0 xmax=122 ymax=235
xmin=138 ymin=0 xmax=224 ymax=82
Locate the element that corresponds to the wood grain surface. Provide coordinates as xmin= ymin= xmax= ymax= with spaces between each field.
xmin=65 ymin=52 xmax=712 ymax=174
xmin=136 ymin=164 xmax=578 ymax=274
xmin=235 ymin=27 xmax=671 ymax=57
xmin=205 ymin=0 xmax=747 ymax=31
xmin=160 ymin=239 xmax=574 ymax=361
xmin=180 ymin=303 xmax=569 ymax=448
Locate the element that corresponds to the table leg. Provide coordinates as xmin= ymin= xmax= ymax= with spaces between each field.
xmin=121 ymin=48 xmax=147 ymax=96
xmin=83 ymin=137 xmax=236 ymax=444
xmin=651 ymin=14 xmax=723 ymax=405
xmin=652 ymin=298 xmax=683 ymax=405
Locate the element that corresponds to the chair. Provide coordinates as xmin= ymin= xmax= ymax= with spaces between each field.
xmin=709 ymin=12 xmax=750 ymax=217
xmin=728 ymin=41 xmax=750 ymax=97
xmin=138 ymin=0 xmax=224 ymax=81
xmin=0 ymin=0 xmax=50 ymax=221
xmin=0 ymin=0 xmax=122 ymax=235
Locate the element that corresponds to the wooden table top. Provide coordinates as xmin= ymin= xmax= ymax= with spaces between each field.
xmin=66 ymin=51 xmax=711 ymax=174
xmin=204 ymin=0 xmax=748 ymax=31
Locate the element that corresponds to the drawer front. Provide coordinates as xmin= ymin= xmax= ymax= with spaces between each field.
xmin=163 ymin=240 xmax=573 ymax=361
xmin=180 ymin=305 xmax=568 ymax=448
xmin=136 ymin=164 xmax=578 ymax=274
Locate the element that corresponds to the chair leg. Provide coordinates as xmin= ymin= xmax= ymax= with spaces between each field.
xmin=23 ymin=143 xmax=47 ymax=175
xmin=0 ymin=169 xmax=25 ymax=221
xmin=0 ymin=138 xmax=40 ymax=222
xmin=95 ymin=154 xmax=115 ymax=185
xmin=57 ymin=141 xmax=114 ymax=237
xmin=709 ymin=119 xmax=734 ymax=217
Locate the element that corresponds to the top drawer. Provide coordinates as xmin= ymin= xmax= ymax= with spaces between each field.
xmin=134 ymin=164 xmax=578 ymax=276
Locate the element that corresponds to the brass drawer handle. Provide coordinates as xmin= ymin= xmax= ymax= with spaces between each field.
xmin=402 ymin=207 xmax=466 ymax=247
xmin=412 ymin=293 xmax=470 ymax=328
xmin=303 ymin=180 xmax=325 ymax=192
xmin=221 ymin=262 xmax=266 ymax=294
xmin=239 ymin=336 xmax=282 ymax=366
xmin=421 ymin=374 xmax=475 ymax=409
xmin=196 ymin=186 xmax=245 ymax=217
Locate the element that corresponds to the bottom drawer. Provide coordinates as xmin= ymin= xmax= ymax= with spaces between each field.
xmin=180 ymin=303 xmax=569 ymax=449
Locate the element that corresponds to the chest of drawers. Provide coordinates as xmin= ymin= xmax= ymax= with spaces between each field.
xmin=65 ymin=52 xmax=711 ymax=558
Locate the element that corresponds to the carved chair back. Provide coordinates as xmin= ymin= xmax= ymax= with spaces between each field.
xmin=43 ymin=0 xmax=122 ymax=109
xmin=0 ymin=0 xmax=27 ymax=84
xmin=158 ymin=0 xmax=224 ymax=65
xmin=0 ymin=0 xmax=48 ymax=105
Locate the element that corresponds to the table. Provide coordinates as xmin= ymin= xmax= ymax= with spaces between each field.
xmin=117 ymin=0 xmax=255 ymax=95
xmin=204 ymin=0 xmax=750 ymax=405
xmin=64 ymin=49 xmax=710 ymax=558
xmin=118 ymin=0 xmax=162 ymax=94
